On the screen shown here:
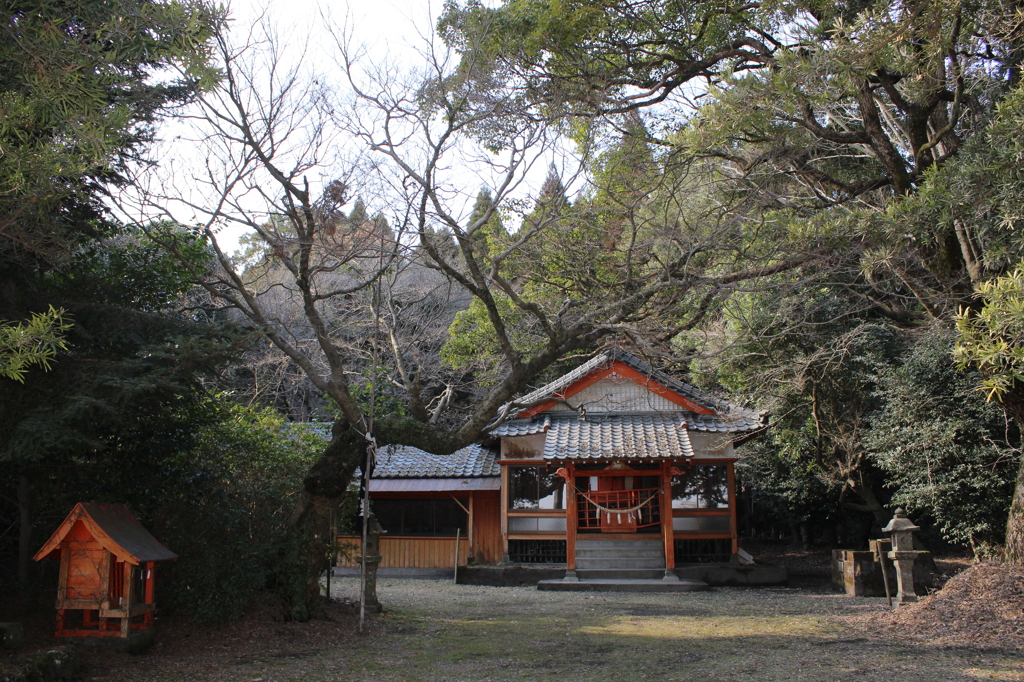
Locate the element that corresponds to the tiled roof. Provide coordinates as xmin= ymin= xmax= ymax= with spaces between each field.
xmin=34 ymin=503 xmax=178 ymax=563
xmin=541 ymin=414 xmax=695 ymax=461
xmin=299 ymin=423 xmax=500 ymax=480
xmin=500 ymin=348 xmax=763 ymax=425
xmin=489 ymin=415 xmax=551 ymax=437
xmin=687 ymin=414 xmax=764 ymax=433
xmin=372 ymin=443 xmax=500 ymax=478
xmin=369 ymin=478 xmax=500 ymax=492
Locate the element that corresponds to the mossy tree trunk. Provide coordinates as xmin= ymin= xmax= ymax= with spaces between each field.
xmin=1000 ymin=392 xmax=1024 ymax=564
xmin=1006 ymin=460 xmax=1024 ymax=564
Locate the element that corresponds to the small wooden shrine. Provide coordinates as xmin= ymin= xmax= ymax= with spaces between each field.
xmin=33 ymin=503 xmax=177 ymax=644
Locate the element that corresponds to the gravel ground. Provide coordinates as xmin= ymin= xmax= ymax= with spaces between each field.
xmin=74 ymin=576 xmax=1024 ymax=681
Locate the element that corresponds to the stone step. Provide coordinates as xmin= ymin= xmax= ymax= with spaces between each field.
xmin=575 ymin=547 xmax=664 ymax=558
xmin=538 ymin=578 xmax=710 ymax=593
xmin=575 ymin=536 xmax=662 ymax=547
xmin=575 ymin=544 xmax=662 ymax=553
xmin=574 ymin=535 xmax=666 ymax=571
xmin=576 ymin=558 xmax=666 ymax=570
xmin=575 ymin=550 xmax=666 ymax=560
xmin=577 ymin=552 xmax=663 ymax=561
xmin=576 ymin=568 xmax=666 ymax=580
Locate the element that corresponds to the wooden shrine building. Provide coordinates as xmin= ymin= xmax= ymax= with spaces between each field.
xmin=337 ymin=349 xmax=766 ymax=578
xmin=34 ymin=503 xmax=177 ymax=645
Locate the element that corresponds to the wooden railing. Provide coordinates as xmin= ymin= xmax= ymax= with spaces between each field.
xmin=576 ymin=488 xmax=661 ymax=530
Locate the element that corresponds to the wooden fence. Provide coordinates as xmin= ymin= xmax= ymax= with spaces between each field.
xmin=336 ymin=536 xmax=470 ymax=568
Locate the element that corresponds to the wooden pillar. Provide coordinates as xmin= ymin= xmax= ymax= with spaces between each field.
xmin=55 ymin=544 xmax=70 ymax=636
xmin=144 ymin=561 xmax=155 ymax=628
xmin=120 ymin=562 xmax=134 ymax=638
xmin=661 ymin=460 xmax=677 ymax=580
xmin=500 ymin=463 xmax=509 ymax=563
xmin=728 ymin=461 xmax=738 ymax=555
xmin=468 ymin=493 xmax=475 ymax=563
xmin=565 ymin=462 xmax=578 ymax=579
xmin=144 ymin=562 xmax=155 ymax=603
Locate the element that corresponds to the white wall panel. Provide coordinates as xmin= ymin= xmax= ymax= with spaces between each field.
xmin=546 ymin=375 xmax=681 ymax=414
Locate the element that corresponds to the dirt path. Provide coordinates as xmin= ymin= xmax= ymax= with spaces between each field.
xmin=84 ymin=578 xmax=1024 ymax=681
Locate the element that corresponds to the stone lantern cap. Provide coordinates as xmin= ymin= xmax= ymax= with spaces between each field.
xmin=882 ymin=508 xmax=920 ymax=534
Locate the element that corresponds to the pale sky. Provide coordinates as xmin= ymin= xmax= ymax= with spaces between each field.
xmin=131 ymin=0 xmax=565 ymax=254
xmin=147 ymin=0 xmax=446 ymax=252
xmin=226 ymin=0 xmax=441 ymax=68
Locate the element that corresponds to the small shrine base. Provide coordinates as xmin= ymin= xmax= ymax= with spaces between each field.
xmin=63 ymin=629 xmax=155 ymax=654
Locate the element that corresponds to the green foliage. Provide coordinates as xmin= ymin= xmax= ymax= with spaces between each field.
xmin=736 ymin=439 xmax=842 ymax=531
xmin=442 ymin=293 xmax=536 ymax=382
xmin=0 ymin=218 xmax=254 ymax=609
xmin=710 ymin=283 xmax=1023 ymax=546
xmin=0 ymin=223 xmax=244 ymax=466
xmin=146 ymin=402 xmax=324 ymax=624
xmin=946 ymin=84 xmax=1024 ymax=397
xmin=467 ymin=187 xmax=510 ymax=258
xmin=0 ymin=306 xmax=71 ymax=382
xmin=867 ymin=330 xmax=1021 ymax=545
xmin=943 ymin=97 xmax=1024 ymax=362
xmin=43 ymin=396 xmax=326 ymax=624
xmin=955 ymin=264 xmax=1024 ymax=401
xmin=438 ymin=0 xmax=753 ymax=114
xmin=712 ymin=301 xmax=902 ymax=529
xmin=0 ymin=0 xmax=223 ymax=260
xmin=441 ymin=0 xmax=1022 ymax=330
xmin=331 ymin=362 xmax=408 ymax=420
xmin=431 ymin=0 xmax=1024 ymax=553
xmin=51 ymin=224 xmax=215 ymax=313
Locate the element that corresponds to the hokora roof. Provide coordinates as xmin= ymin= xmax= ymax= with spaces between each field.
xmin=492 ymin=348 xmax=764 ymax=432
xmin=34 ymin=503 xmax=178 ymax=564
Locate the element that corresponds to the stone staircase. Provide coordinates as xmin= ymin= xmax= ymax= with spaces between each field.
xmin=537 ymin=534 xmax=709 ymax=591
xmin=574 ymin=535 xmax=666 ymax=580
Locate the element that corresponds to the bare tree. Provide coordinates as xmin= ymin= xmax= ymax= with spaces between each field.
xmin=121 ymin=18 xmax=825 ymax=605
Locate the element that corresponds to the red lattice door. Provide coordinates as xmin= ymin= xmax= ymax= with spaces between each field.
xmin=597 ymin=477 xmax=637 ymax=533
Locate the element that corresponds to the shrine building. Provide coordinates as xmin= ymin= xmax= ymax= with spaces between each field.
xmin=337 ymin=348 xmax=770 ymax=582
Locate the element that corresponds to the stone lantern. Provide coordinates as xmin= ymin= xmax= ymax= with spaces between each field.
xmin=882 ymin=508 xmax=920 ymax=604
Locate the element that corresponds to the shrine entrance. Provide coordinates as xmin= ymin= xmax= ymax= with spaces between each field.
xmin=577 ymin=473 xmax=662 ymax=534
xmin=557 ymin=461 xmax=687 ymax=579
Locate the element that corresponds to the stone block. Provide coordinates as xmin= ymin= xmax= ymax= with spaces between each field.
xmin=0 ymin=623 xmax=23 ymax=651
xmin=832 ymin=548 xmax=934 ymax=597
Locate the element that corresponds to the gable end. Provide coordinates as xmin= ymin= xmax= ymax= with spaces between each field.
xmin=517 ymin=360 xmax=715 ymax=418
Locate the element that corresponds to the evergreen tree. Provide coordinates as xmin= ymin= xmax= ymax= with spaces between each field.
xmin=0 ymin=0 xmax=223 ymax=590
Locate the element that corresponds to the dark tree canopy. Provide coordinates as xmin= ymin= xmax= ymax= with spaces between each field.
xmin=0 ymin=0 xmax=227 ymax=594
xmin=0 ymin=0 xmax=222 ymax=265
